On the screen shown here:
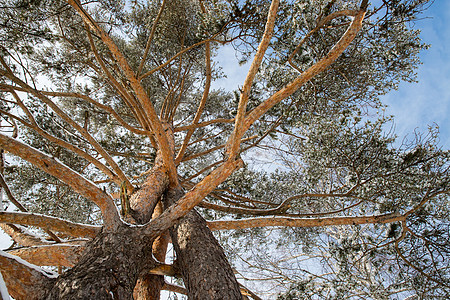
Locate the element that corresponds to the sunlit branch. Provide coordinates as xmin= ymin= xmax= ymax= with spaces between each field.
xmin=0 ymin=211 xmax=100 ymax=238
xmin=67 ymin=0 xmax=179 ymax=186
xmin=243 ymin=7 xmax=367 ymax=134
xmin=137 ymin=0 xmax=167 ymax=77
xmin=0 ymin=65 xmax=134 ymax=191
xmin=0 ymin=134 xmax=121 ymax=229
xmin=0 ymin=224 xmax=53 ymax=247
xmin=84 ymin=24 xmax=150 ymax=133
xmin=0 ymin=172 xmax=61 ymax=243
xmin=144 ymin=158 xmax=244 ymax=237
xmin=0 ymin=95 xmax=120 ymax=187
xmin=226 ymin=0 xmax=280 ymax=159
xmin=6 ymin=243 xmax=86 ymax=268
xmin=0 ymin=250 xmax=56 ymax=299
xmin=207 ymin=212 xmax=405 ymax=231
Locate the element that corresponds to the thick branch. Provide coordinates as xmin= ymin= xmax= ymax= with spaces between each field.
xmin=0 ymin=211 xmax=100 ymax=238
xmin=175 ymin=41 xmax=212 ymax=164
xmin=84 ymin=25 xmax=150 ymax=133
xmin=0 ymin=224 xmax=53 ymax=247
xmin=207 ymin=212 xmax=405 ymax=231
xmin=243 ymin=8 xmax=367 ymax=134
xmin=288 ymin=9 xmax=359 ymax=72
xmin=0 ymin=134 xmax=120 ymax=230
xmin=0 ymin=250 xmax=56 ymax=300
xmin=226 ymin=0 xmax=280 ymax=159
xmin=67 ymin=0 xmax=178 ymax=186
xmin=144 ymin=158 xmax=244 ymax=237
xmin=0 ymin=101 xmax=119 ymax=188
xmin=7 ymin=243 xmax=86 ymax=268
xmin=0 ymin=68 xmax=134 ymax=191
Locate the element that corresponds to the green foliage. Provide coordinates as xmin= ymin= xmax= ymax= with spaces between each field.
xmin=1 ymin=0 xmax=448 ymax=298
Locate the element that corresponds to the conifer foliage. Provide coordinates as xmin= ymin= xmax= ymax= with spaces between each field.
xmin=0 ymin=0 xmax=448 ymax=299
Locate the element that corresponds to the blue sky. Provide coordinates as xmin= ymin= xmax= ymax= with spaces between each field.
xmin=382 ymin=0 xmax=450 ymax=148
xmin=215 ymin=0 xmax=450 ymax=149
xmin=1 ymin=0 xmax=449 ymax=296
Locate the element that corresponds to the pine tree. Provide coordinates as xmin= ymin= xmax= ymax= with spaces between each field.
xmin=0 ymin=0 xmax=448 ymax=299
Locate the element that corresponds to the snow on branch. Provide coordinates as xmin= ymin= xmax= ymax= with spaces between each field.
xmin=0 ymin=250 xmax=57 ymax=300
xmin=0 ymin=211 xmax=100 ymax=238
xmin=7 ymin=243 xmax=85 ymax=268
xmin=207 ymin=212 xmax=405 ymax=231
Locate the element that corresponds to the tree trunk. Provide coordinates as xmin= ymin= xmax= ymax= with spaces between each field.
xmin=45 ymin=225 xmax=156 ymax=300
xmin=133 ymin=202 xmax=170 ymax=300
xmin=164 ymin=186 xmax=242 ymax=299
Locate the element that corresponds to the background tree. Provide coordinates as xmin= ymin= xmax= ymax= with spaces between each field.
xmin=0 ymin=0 xmax=448 ymax=299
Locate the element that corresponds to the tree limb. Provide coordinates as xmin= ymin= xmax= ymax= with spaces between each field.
xmin=207 ymin=212 xmax=405 ymax=231
xmin=0 ymin=224 xmax=53 ymax=247
xmin=0 ymin=250 xmax=56 ymax=300
xmin=0 ymin=134 xmax=120 ymax=230
xmin=0 ymin=211 xmax=100 ymax=238
xmin=243 ymin=7 xmax=367 ymax=135
xmin=6 ymin=243 xmax=85 ymax=268
xmin=0 ymin=66 xmax=134 ymax=192
xmin=226 ymin=0 xmax=280 ymax=159
xmin=144 ymin=158 xmax=244 ymax=237
xmin=67 ymin=0 xmax=179 ymax=186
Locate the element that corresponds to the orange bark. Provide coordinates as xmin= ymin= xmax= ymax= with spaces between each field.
xmin=207 ymin=213 xmax=405 ymax=231
xmin=0 ymin=250 xmax=55 ymax=300
xmin=7 ymin=243 xmax=85 ymax=267
xmin=0 ymin=211 xmax=99 ymax=239
xmin=0 ymin=134 xmax=120 ymax=229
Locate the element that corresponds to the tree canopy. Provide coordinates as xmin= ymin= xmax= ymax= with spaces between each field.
xmin=0 ymin=0 xmax=449 ymax=299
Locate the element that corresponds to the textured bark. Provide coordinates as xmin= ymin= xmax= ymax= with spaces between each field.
xmin=7 ymin=243 xmax=85 ymax=267
xmin=0 ymin=211 xmax=100 ymax=238
xmin=0 ymin=250 xmax=54 ymax=300
xmin=164 ymin=187 xmax=242 ymax=299
xmin=133 ymin=203 xmax=170 ymax=300
xmin=130 ymin=154 xmax=169 ymax=224
xmin=45 ymin=225 xmax=156 ymax=300
xmin=133 ymin=272 xmax=164 ymax=300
